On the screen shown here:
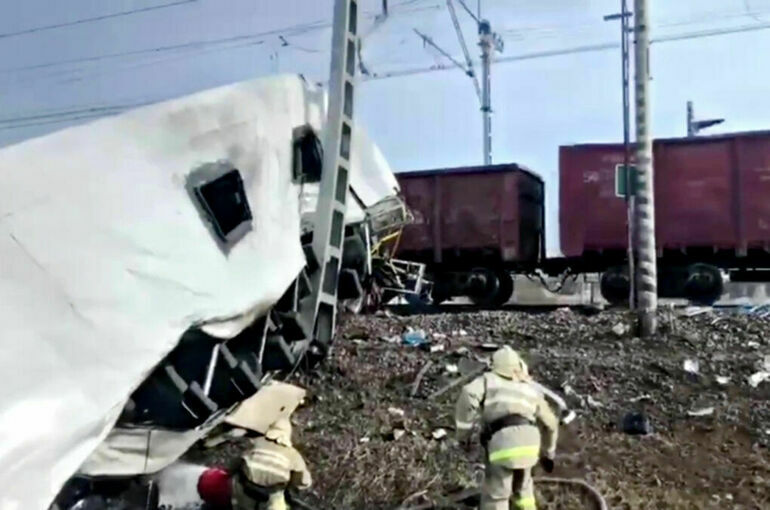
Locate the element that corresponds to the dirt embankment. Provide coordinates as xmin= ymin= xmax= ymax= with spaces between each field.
xmin=191 ymin=308 xmax=770 ymax=509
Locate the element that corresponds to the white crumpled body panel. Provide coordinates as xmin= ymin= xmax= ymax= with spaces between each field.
xmin=0 ymin=74 xmax=387 ymax=510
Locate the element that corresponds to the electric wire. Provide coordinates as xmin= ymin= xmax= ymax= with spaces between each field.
xmin=0 ymin=0 xmax=198 ymax=39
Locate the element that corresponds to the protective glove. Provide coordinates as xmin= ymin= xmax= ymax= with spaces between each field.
xmin=539 ymin=457 xmax=555 ymax=473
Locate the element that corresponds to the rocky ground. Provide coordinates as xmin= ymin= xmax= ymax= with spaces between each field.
xmin=190 ymin=306 xmax=770 ymax=509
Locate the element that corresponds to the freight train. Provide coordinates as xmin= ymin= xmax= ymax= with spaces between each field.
xmin=396 ymin=130 xmax=770 ymax=305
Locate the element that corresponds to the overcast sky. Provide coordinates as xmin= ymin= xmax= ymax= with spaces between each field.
xmin=1 ymin=0 xmax=769 ymax=252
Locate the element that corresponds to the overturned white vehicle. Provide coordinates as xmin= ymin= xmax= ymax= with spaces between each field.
xmin=0 ymin=74 xmax=404 ymax=510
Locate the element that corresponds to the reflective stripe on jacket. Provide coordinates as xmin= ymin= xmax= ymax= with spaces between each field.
xmin=242 ymin=437 xmax=312 ymax=490
xmin=455 ymin=371 xmax=559 ymax=469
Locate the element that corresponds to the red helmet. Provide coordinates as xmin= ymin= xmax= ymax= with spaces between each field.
xmin=197 ymin=466 xmax=232 ymax=507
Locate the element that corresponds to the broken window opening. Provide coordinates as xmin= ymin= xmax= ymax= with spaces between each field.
xmin=292 ymin=125 xmax=324 ymax=183
xmin=194 ymin=168 xmax=253 ymax=244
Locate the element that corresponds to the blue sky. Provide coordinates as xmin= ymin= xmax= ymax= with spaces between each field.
xmin=1 ymin=0 xmax=769 ymax=252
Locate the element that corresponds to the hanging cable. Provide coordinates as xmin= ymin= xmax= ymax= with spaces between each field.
xmin=0 ymin=0 xmax=198 ymax=39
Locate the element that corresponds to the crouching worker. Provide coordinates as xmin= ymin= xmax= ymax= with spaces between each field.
xmin=198 ymin=418 xmax=312 ymax=510
xmin=454 ymin=346 xmax=559 ymax=510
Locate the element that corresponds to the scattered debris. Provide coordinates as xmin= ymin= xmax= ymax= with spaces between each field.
xmin=359 ymin=436 xmax=370 ymax=444
xmin=388 ymin=407 xmax=405 ymax=418
xmin=188 ymin=309 xmax=770 ymax=509
xmin=410 ymin=360 xmax=433 ymax=397
xmin=612 ymin=322 xmax=630 ymax=337
xmin=445 ymin=364 xmax=459 ymax=374
xmin=683 ymin=359 xmax=700 ymax=374
xmin=621 ymin=412 xmax=652 ymax=435
xmin=402 ymin=330 xmax=428 ymax=346
xmin=679 ymin=306 xmax=713 ymax=317
xmin=428 ymin=343 xmax=445 ymax=353
xmin=586 ymin=395 xmax=604 ymax=408
xmin=453 ymin=346 xmax=470 ymax=357
xmin=432 ymin=332 xmax=447 ymax=340
xmin=687 ymin=407 xmax=715 ymax=417
xmin=429 ymin=365 xmax=487 ymax=400
xmin=479 ymin=342 xmax=499 ymax=351
xmin=742 ymin=304 xmax=770 ymax=318
xmin=748 ymin=371 xmax=770 ymax=388
xmin=715 ymin=376 xmax=731 ymax=386
xmin=431 ymin=428 xmax=447 ymax=440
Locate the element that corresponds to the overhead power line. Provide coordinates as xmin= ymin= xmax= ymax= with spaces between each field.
xmin=363 ymin=21 xmax=770 ymax=81
xmin=0 ymin=0 xmax=198 ymax=39
xmin=0 ymin=112 xmax=122 ymax=131
xmin=0 ymin=2 xmax=439 ymax=76
xmin=0 ymin=33 xmax=265 ymax=75
xmin=0 ymin=102 xmax=153 ymax=125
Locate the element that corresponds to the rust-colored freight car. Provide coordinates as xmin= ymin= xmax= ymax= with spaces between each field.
xmin=397 ymin=164 xmax=545 ymax=305
xmin=560 ymin=130 xmax=770 ymax=303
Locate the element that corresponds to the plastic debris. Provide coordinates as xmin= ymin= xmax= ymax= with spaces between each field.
xmin=453 ymin=347 xmax=470 ymax=357
xmin=715 ymin=376 xmax=731 ymax=386
xmin=445 ymin=364 xmax=459 ymax=374
xmin=679 ymin=306 xmax=713 ymax=317
xmin=392 ymin=429 xmax=405 ymax=441
xmin=387 ymin=407 xmax=405 ymax=418
xmin=742 ymin=304 xmax=770 ymax=318
xmin=360 ymin=436 xmax=370 ymax=443
xmin=402 ymin=330 xmax=428 ymax=346
xmin=431 ymin=428 xmax=447 ymax=440
xmin=683 ymin=359 xmax=700 ymax=374
xmin=479 ymin=342 xmax=499 ymax=351
xmin=429 ymin=344 xmax=445 ymax=353
xmin=748 ymin=371 xmax=770 ymax=388
xmin=629 ymin=394 xmax=653 ymax=403
xmin=432 ymin=332 xmax=447 ymax=340
xmin=621 ymin=412 xmax=652 ymax=435
xmin=612 ymin=322 xmax=630 ymax=337
xmin=687 ymin=407 xmax=715 ymax=417
xmin=586 ymin=395 xmax=604 ymax=408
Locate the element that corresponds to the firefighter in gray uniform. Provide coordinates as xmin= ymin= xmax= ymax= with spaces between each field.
xmin=232 ymin=418 xmax=312 ymax=510
xmin=455 ymin=346 xmax=559 ymax=510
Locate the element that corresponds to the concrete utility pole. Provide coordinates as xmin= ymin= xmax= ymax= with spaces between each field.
xmin=604 ymin=0 xmax=635 ymax=310
xmin=633 ymin=0 xmax=657 ymax=336
xmin=305 ymin=0 xmax=358 ymax=349
xmin=478 ymin=15 xmax=503 ymax=165
xmin=479 ymin=19 xmax=494 ymax=165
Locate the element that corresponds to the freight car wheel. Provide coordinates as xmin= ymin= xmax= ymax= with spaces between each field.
xmin=492 ymin=270 xmax=514 ymax=306
xmin=684 ymin=263 xmax=723 ymax=305
xmin=600 ymin=266 xmax=630 ymax=306
xmin=468 ymin=269 xmax=514 ymax=307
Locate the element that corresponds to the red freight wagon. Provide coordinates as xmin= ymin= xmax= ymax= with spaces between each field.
xmin=397 ymin=164 xmax=545 ymax=305
xmin=560 ymin=130 xmax=770 ymax=303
